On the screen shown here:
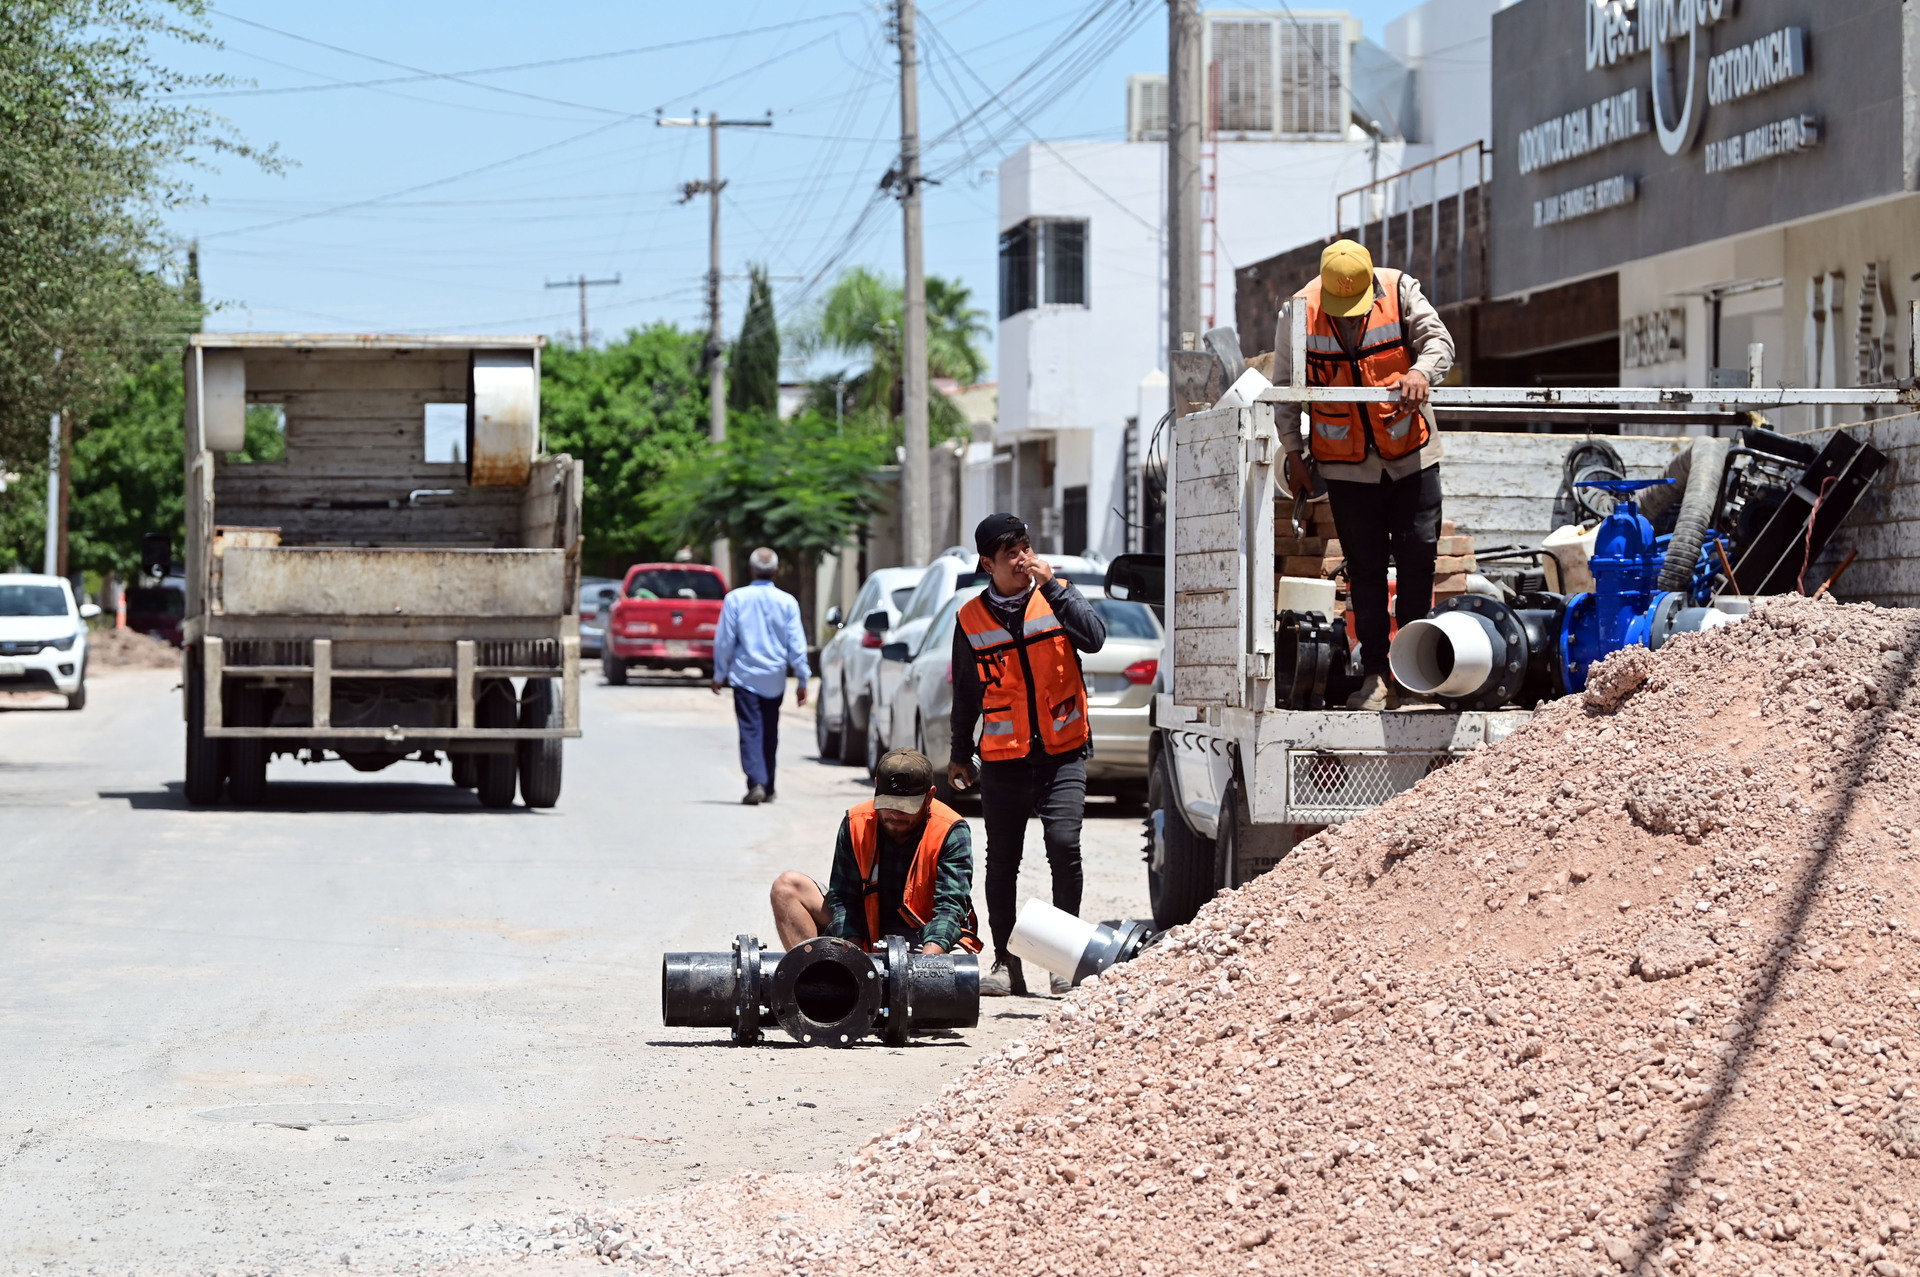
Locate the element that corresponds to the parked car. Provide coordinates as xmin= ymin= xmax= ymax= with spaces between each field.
xmin=577 ymin=576 xmax=619 ymax=658
xmin=601 ymin=564 xmax=727 ymax=684
xmin=0 ymin=575 xmax=100 ymax=710
xmin=124 ymin=577 xmax=186 ymax=647
xmin=870 ymin=569 xmax=1154 ymax=792
xmin=814 ymin=565 xmax=927 ymax=764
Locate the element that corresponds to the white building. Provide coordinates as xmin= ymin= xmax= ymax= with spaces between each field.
xmin=987 ymin=2 xmax=1508 ymax=561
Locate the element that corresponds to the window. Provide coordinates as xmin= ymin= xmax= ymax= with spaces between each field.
xmin=0 ymin=584 xmax=68 ymax=617
xmin=1089 ymin=597 xmax=1160 ymax=640
xmin=889 ymin=586 xmax=918 ymax=611
xmin=1062 ymin=485 xmax=1088 ymax=556
xmin=999 ymin=219 xmax=1089 ymax=319
xmin=424 ymin=403 xmax=468 ymax=463
xmin=626 ymin=569 xmax=725 ymax=600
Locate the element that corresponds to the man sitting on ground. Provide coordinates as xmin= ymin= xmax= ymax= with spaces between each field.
xmin=769 ymin=749 xmax=980 ymax=955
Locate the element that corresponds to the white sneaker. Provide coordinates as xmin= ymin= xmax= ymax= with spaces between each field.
xmin=1345 ymin=673 xmax=1401 ymax=711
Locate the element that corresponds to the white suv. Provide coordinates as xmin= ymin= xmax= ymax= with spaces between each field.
xmin=0 ymin=576 xmax=98 ymax=710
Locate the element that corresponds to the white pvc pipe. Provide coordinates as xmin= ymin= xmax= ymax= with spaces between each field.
xmin=1007 ymin=899 xmax=1101 ymax=981
xmin=1389 ymin=611 xmax=1496 ymax=697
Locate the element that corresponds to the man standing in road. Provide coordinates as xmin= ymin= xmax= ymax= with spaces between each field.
xmin=712 ymin=546 xmax=809 ymax=806
xmin=946 ymin=514 xmax=1105 ymax=996
xmin=768 ymin=748 xmax=979 ymax=955
xmin=1275 ymin=238 xmax=1455 ymax=711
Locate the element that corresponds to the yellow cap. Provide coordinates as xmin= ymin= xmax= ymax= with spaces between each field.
xmin=1318 ymin=240 xmax=1376 ymax=317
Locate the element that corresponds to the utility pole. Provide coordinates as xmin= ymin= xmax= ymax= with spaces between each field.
xmin=1167 ymin=0 xmax=1203 ymax=370
xmin=892 ymin=0 xmax=931 ymax=567
xmin=660 ymin=110 xmax=772 ymax=575
xmin=544 ymin=274 xmax=620 ymax=350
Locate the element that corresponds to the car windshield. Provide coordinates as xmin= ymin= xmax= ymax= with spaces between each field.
xmin=889 ymin=586 xmax=917 ymax=610
xmin=126 ymin=588 xmax=184 ymax=613
xmin=627 ymin=569 xmax=724 ymax=600
xmin=1090 ymin=597 xmax=1159 ymax=639
xmin=0 ymin=584 xmax=67 ymax=617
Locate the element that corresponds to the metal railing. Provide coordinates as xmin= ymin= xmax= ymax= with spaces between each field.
xmin=1334 ymin=141 xmax=1491 ymax=308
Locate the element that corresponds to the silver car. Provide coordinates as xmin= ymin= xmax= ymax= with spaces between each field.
xmin=875 ymin=580 xmax=1162 ymax=800
xmin=577 ymin=576 xmax=619 ymax=658
xmin=815 ymin=565 xmax=927 ymax=765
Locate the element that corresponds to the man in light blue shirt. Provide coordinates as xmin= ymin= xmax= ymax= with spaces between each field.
xmin=711 ymin=546 xmax=810 ymax=805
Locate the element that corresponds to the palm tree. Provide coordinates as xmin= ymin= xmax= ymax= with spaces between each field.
xmin=796 ymin=268 xmax=990 ymax=421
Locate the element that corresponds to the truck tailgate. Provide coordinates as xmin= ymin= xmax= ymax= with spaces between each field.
xmin=220 ymin=547 xmax=566 ymax=618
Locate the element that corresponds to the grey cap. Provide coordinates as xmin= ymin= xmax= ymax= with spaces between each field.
xmin=872 ymin=748 xmax=934 ymax=813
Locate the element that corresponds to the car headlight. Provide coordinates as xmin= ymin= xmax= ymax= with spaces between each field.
xmin=48 ymin=632 xmax=79 ymax=651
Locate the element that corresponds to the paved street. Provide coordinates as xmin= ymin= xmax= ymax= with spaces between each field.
xmin=0 ymin=665 xmax=1150 ymax=1273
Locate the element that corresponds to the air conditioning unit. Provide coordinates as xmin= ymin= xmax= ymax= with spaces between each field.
xmin=1202 ymin=9 xmax=1352 ymax=141
xmin=1127 ymin=74 xmax=1168 ymax=142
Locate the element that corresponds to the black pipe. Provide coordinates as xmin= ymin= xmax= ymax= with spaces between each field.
xmin=661 ymin=934 xmax=978 ymax=1047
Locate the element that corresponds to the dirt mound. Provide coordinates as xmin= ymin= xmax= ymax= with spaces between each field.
xmin=587 ymin=594 xmax=1920 ymax=1276
xmin=88 ymin=626 xmax=180 ymax=669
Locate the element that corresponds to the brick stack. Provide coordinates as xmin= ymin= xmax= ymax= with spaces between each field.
xmin=1431 ymin=524 xmax=1477 ymax=599
xmin=1274 ymin=494 xmax=1339 ymax=578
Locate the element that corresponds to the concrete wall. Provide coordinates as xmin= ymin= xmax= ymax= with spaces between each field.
xmin=1439 ymin=430 xmax=1688 ymax=549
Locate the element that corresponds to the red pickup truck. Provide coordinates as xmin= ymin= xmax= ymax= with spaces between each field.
xmin=600 ymin=563 xmax=727 ymax=685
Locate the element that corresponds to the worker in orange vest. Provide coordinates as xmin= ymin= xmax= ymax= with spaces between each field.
xmin=948 ymin=514 xmax=1106 ymax=996
xmin=769 ymin=748 xmax=979 ymax=955
xmin=1276 ymin=239 xmax=1455 ymax=711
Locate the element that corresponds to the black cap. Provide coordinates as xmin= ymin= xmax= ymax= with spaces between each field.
xmin=974 ymin=513 xmax=1029 ymax=556
xmin=873 ymin=748 xmax=934 ymax=813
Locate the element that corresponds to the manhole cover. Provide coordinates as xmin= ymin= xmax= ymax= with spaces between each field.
xmin=197 ymin=1103 xmax=419 ymax=1130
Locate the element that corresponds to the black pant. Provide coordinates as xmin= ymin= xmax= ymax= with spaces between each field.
xmin=1326 ymin=464 xmax=1444 ymax=675
xmin=980 ymin=754 xmax=1086 ymax=956
xmin=731 ymin=688 xmax=782 ymax=790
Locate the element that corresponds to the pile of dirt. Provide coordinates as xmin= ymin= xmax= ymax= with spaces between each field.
xmin=87 ymin=627 xmax=180 ymax=669
xmin=586 ymin=594 xmax=1920 ymax=1277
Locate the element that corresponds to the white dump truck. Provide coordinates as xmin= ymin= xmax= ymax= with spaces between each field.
xmin=179 ymin=334 xmax=583 ymax=808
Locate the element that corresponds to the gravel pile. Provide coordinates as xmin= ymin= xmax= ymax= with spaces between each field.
xmin=88 ymin=626 xmax=181 ymax=669
xmin=583 ymin=594 xmax=1920 ymax=1277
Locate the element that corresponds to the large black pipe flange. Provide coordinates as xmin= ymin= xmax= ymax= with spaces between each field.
xmin=732 ymin=934 xmax=763 ymax=1046
xmin=882 ymin=934 xmax=912 ymax=1047
xmin=769 ymin=936 xmax=883 ymax=1047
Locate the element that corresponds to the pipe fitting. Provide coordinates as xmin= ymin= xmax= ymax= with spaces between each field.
xmin=1007 ymin=899 xmax=1159 ymax=987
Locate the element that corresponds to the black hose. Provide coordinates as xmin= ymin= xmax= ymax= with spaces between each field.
xmin=1658 ymin=437 xmax=1731 ymax=592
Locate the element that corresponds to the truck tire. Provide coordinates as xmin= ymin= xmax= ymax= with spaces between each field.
xmin=475 ymin=679 xmax=518 ymax=809
xmin=1657 ymin=436 xmax=1731 ymax=593
xmin=227 ymin=683 xmax=270 ymax=805
xmin=602 ymin=652 xmax=628 ymax=685
xmin=517 ymin=677 xmax=563 ymax=809
xmin=184 ymin=648 xmax=225 ymax=806
xmin=1146 ymin=748 xmax=1215 ymax=930
xmin=449 ymin=753 xmax=477 ymax=788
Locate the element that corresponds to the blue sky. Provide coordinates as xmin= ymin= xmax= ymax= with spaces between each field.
xmin=166 ymin=1 xmax=1419 ymax=378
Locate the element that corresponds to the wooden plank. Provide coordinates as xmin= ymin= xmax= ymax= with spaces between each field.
xmin=222 ymin=547 xmax=566 ymax=618
xmin=1174 ymin=627 xmax=1241 ymax=667
xmin=1176 ymin=431 xmax=1241 ymax=481
xmin=1174 ymin=665 xmax=1240 ymax=706
xmin=1175 ymin=550 xmax=1240 ymax=591
xmin=1174 ymin=510 xmax=1241 ymax=554
xmin=243 ymin=356 xmax=468 ymax=396
xmin=1174 ymin=472 xmax=1242 ymax=519
xmin=1174 ymin=588 xmax=1237 ymax=630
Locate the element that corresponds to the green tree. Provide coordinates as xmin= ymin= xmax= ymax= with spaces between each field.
xmin=541 ymin=324 xmax=711 ymax=574
xmin=728 ymin=264 xmax=779 ymax=417
xmin=794 ymin=268 xmax=989 ymax=433
xmin=0 ymin=0 xmax=276 ymax=460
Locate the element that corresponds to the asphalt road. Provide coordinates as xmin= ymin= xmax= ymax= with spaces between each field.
xmin=0 ymin=665 xmax=1151 ymax=1273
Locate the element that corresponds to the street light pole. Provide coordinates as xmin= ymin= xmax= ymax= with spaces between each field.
xmin=660 ymin=110 xmax=772 ymax=575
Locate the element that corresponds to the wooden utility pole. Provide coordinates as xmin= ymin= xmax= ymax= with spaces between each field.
xmin=544 ymin=274 xmax=620 ymax=350
xmin=894 ymin=0 xmax=931 ymax=567
xmin=1167 ymin=0 xmax=1203 ymax=367
xmin=659 ymin=110 xmax=772 ymax=575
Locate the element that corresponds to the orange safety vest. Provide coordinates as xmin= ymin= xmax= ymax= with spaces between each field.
xmin=847 ymin=799 xmax=982 ymax=953
xmin=957 ymin=588 xmax=1091 ymax=762
xmin=1295 ymin=266 xmax=1430 ymax=464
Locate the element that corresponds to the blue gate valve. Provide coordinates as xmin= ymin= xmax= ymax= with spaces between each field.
xmin=1558 ymin=478 xmax=1674 ymax=693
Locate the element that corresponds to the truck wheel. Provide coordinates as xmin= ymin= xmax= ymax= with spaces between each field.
xmin=474 ymin=679 xmax=518 ymax=809
xmin=815 ymin=687 xmax=842 ymax=760
xmin=1146 ymin=748 xmax=1215 ymax=930
xmin=517 ymin=677 xmax=563 ymax=808
xmin=227 ymin=683 xmax=270 ymax=805
xmin=603 ymin=652 xmax=628 ymax=685
xmin=449 ymin=753 xmax=477 ymax=788
xmin=184 ymin=648 xmax=225 ymax=806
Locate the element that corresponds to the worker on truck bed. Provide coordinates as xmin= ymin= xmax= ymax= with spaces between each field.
xmin=947 ymin=514 xmax=1106 ymax=997
xmin=1276 ymin=238 xmax=1455 ymax=712
xmin=769 ymin=749 xmax=980 ymax=955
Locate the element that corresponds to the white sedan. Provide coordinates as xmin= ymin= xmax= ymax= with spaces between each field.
xmin=0 ymin=575 xmax=99 ymax=710
xmin=875 ymin=581 xmax=1162 ymax=800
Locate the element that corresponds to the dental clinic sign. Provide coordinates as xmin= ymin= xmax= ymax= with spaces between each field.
xmin=1490 ymin=0 xmax=1911 ymax=298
